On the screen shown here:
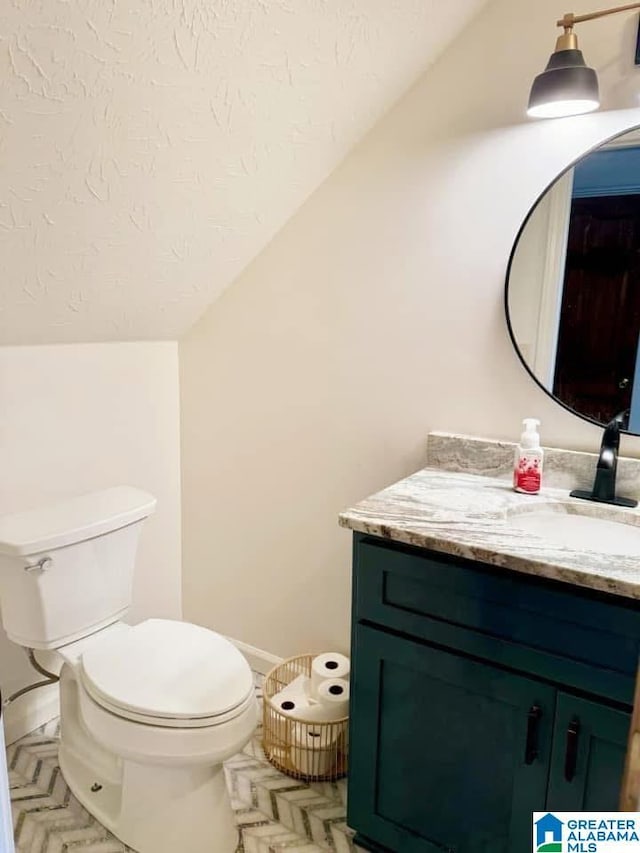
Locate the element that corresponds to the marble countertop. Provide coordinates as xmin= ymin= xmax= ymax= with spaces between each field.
xmin=339 ymin=466 xmax=640 ymax=601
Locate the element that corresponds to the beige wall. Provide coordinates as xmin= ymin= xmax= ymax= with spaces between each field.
xmin=180 ymin=0 xmax=640 ymax=658
xmin=0 ymin=342 xmax=181 ymax=742
xmin=0 ymin=0 xmax=487 ymax=345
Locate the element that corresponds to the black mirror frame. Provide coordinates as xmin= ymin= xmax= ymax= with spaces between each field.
xmin=504 ymin=123 xmax=640 ymax=437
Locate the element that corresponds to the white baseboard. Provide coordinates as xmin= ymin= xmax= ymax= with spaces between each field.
xmin=227 ymin=638 xmax=283 ymax=675
xmin=3 ymin=684 xmax=60 ymax=745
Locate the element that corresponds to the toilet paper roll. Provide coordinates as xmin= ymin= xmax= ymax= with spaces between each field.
xmin=301 ymin=678 xmax=349 ymax=722
xmin=290 ymin=723 xmax=339 ymax=777
xmin=268 ymin=690 xmax=312 ymax=746
xmin=279 ymin=674 xmax=311 ymax=698
xmin=310 ymin=652 xmax=350 ymax=698
xmin=270 ymin=691 xmax=312 ymax=718
xmin=293 ymin=722 xmax=338 ymax=749
xmin=268 ymin=745 xmax=290 ymax=767
xmin=291 ymin=745 xmax=333 ymax=777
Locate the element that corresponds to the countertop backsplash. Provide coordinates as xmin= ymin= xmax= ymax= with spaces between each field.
xmin=427 ymin=431 xmax=640 ymax=499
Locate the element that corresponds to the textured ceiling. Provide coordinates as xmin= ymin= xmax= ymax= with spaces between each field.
xmin=0 ymin=0 xmax=488 ymax=344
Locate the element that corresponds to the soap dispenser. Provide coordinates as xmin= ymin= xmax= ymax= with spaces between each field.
xmin=513 ymin=418 xmax=543 ymax=494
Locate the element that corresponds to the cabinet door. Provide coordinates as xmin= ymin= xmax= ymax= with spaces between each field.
xmin=349 ymin=624 xmax=555 ymax=852
xmin=547 ymin=693 xmax=630 ymax=810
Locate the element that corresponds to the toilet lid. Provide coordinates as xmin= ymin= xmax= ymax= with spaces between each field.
xmin=80 ymin=619 xmax=253 ymax=722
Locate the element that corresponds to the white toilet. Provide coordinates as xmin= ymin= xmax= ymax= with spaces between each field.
xmin=0 ymin=487 xmax=257 ymax=853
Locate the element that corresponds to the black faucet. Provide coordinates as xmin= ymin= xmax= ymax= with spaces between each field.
xmin=570 ymin=413 xmax=637 ymax=508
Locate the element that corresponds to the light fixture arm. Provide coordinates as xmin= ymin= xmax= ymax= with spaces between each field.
xmin=557 ymin=3 xmax=640 ymax=31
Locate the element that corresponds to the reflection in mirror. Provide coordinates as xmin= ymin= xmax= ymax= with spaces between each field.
xmin=506 ymin=127 xmax=640 ymax=434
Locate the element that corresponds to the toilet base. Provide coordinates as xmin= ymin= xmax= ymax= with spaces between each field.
xmin=54 ymin=637 xmax=256 ymax=853
xmin=59 ymin=744 xmax=238 ymax=853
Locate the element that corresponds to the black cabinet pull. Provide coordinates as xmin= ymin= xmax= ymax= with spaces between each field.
xmin=525 ymin=704 xmax=542 ymax=764
xmin=564 ymin=718 xmax=581 ymax=782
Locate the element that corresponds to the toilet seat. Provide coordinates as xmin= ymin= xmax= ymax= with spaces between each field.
xmin=79 ymin=618 xmax=254 ymax=729
xmin=82 ymin=680 xmax=256 ymax=729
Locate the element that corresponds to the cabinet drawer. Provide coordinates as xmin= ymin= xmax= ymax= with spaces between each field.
xmin=354 ymin=535 xmax=640 ymax=684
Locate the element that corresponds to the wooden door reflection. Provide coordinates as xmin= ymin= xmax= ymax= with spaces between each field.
xmin=554 ymin=194 xmax=640 ymax=425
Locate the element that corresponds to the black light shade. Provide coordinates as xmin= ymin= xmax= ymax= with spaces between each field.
xmin=528 ymin=48 xmax=599 ymax=118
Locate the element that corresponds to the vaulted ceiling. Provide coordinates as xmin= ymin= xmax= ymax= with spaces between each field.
xmin=0 ymin=0 xmax=489 ymax=344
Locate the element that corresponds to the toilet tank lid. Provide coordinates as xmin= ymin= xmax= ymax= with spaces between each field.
xmin=0 ymin=487 xmax=157 ymax=557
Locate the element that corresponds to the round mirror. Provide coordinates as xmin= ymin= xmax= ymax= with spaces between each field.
xmin=506 ymin=126 xmax=640 ymax=434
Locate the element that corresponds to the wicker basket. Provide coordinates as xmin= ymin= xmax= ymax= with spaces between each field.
xmin=263 ymin=654 xmax=348 ymax=782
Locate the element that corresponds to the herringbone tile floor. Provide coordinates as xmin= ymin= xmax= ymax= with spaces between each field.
xmin=7 ymin=675 xmax=358 ymax=852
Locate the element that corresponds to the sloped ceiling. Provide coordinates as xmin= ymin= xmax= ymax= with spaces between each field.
xmin=0 ymin=0 xmax=488 ymax=344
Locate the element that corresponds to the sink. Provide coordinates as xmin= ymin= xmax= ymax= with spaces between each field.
xmin=507 ymin=508 xmax=640 ymax=557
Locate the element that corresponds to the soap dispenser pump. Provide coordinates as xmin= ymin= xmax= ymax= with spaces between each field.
xmin=513 ymin=418 xmax=543 ymax=494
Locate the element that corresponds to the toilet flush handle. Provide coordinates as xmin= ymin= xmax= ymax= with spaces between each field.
xmin=24 ymin=557 xmax=52 ymax=574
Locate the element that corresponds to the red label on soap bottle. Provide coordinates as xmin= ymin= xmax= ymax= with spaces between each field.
xmin=514 ymin=455 xmax=541 ymax=493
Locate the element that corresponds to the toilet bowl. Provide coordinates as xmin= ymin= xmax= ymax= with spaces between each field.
xmin=57 ymin=619 xmax=258 ymax=853
xmin=0 ymin=488 xmax=258 ymax=853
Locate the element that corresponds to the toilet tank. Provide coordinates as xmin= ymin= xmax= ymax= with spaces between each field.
xmin=0 ymin=487 xmax=156 ymax=650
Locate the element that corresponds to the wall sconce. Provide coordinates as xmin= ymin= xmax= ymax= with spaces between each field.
xmin=528 ymin=2 xmax=640 ymax=118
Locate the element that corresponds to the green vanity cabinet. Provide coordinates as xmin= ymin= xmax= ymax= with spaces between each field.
xmin=546 ymin=694 xmax=630 ymax=812
xmin=349 ymin=624 xmax=555 ymax=852
xmin=348 ymin=534 xmax=640 ymax=853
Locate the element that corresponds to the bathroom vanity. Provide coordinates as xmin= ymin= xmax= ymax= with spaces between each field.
xmin=340 ymin=434 xmax=640 ymax=852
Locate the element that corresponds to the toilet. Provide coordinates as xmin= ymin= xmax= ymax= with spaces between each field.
xmin=0 ymin=487 xmax=257 ymax=853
